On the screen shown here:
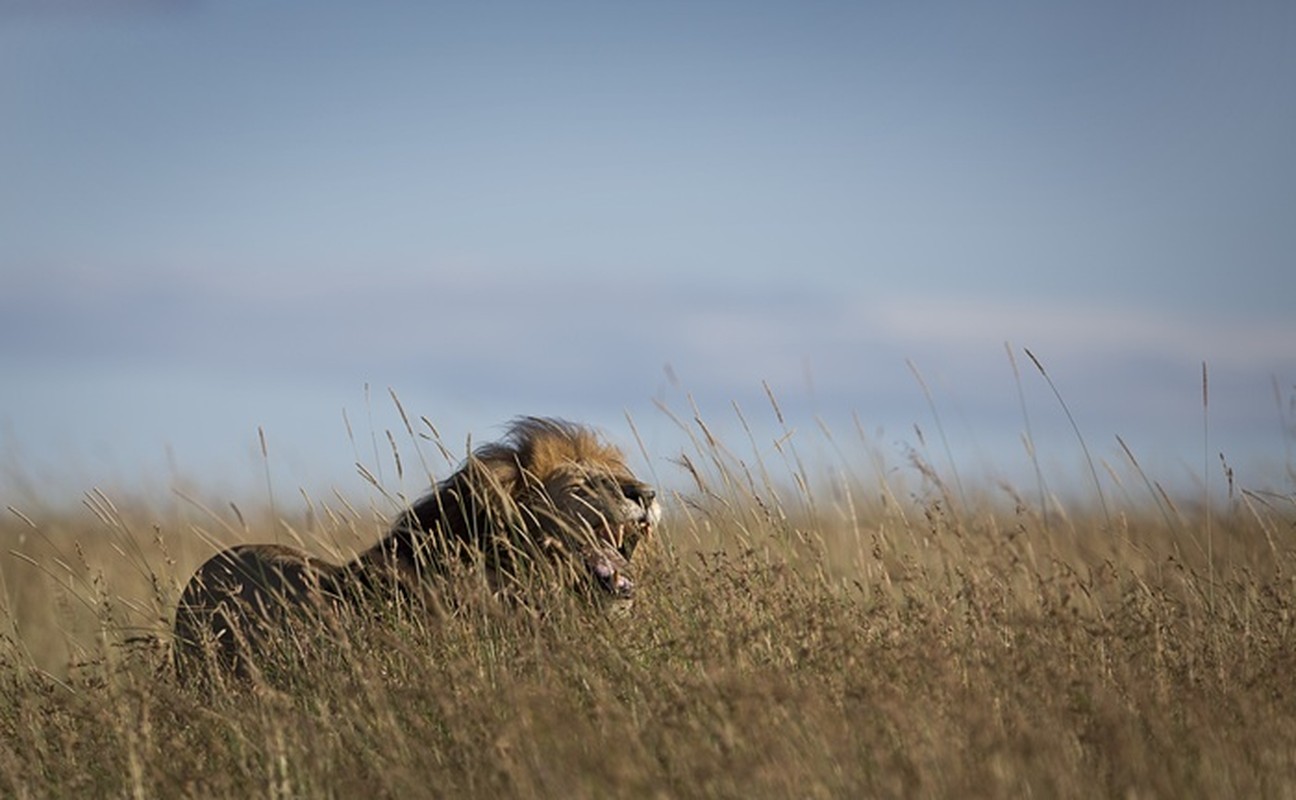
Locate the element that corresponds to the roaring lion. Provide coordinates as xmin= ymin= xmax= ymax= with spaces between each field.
xmin=172 ymin=417 xmax=661 ymax=683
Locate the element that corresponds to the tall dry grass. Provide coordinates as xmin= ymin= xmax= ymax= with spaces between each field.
xmin=2 ymin=397 xmax=1295 ymax=798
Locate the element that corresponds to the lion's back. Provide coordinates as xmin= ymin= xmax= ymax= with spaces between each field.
xmin=173 ymin=543 xmax=337 ymax=683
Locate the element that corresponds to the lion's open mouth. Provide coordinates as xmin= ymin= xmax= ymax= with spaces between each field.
xmin=585 ymin=543 xmax=635 ymax=600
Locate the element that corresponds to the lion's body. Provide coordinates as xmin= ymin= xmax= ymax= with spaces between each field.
xmin=172 ymin=545 xmax=346 ymax=681
xmin=172 ymin=418 xmax=659 ymax=684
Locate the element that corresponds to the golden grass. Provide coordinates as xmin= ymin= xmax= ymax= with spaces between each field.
xmin=2 ymin=409 xmax=1295 ymax=798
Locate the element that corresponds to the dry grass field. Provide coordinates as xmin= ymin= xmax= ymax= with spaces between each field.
xmin=2 ymin=406 xmax=1294 ymax=798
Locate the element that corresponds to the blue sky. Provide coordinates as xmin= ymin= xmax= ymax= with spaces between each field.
xmin=2 ymin=1 xmax=1294 ymax=505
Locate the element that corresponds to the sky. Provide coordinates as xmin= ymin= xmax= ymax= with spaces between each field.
xmin=2 ymin=0 xmax=1294 ymax=508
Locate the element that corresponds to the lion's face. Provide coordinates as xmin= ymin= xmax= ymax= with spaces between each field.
xmin=524 ymin=460 xmax=661 ymax=610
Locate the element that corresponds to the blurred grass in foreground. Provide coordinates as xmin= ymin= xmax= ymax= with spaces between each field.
xmin=1 ymin=398 xmax=1295 ymax=799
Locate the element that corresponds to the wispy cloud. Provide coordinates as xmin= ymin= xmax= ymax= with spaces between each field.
xmin=868 ymin=296 xmax=1296 ymax=371
xmin=7 ymin=266 xmax=1291 ymax=390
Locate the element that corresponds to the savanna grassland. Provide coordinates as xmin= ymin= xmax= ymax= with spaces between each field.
xmin=2 ymin=408 xmax=1295 ymax=799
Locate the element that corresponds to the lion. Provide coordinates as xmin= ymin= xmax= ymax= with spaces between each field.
xmin=172 ymin=417 xmax=661 ymax=683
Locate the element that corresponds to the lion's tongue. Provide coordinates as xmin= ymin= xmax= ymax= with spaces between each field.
xmin=586 ymin=546 xmax=634 ymax=598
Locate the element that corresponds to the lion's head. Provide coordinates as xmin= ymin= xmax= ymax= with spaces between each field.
xmin=382 ymin=417 xmax=661 ymax=610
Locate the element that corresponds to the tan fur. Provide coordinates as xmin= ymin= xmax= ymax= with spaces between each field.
xmin=172 ymin=417 xmax=660 ymax=683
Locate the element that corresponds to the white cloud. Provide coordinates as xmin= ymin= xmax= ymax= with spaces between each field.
xmin=868 ymin=296 xmax=1296 ymax=371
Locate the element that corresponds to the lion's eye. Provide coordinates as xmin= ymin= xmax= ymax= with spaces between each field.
xmin=621 ymin=481 xmax=656 ymax=509
xmin=586 ymin=474 xmax=620 ymax=497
